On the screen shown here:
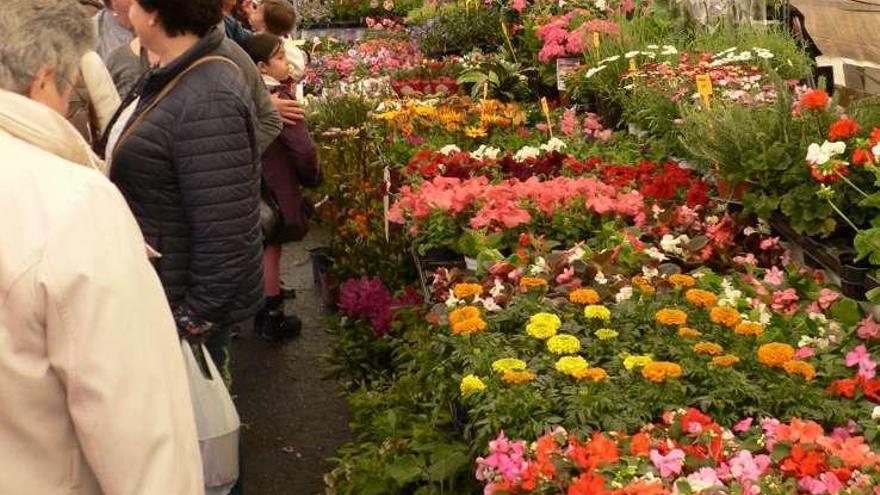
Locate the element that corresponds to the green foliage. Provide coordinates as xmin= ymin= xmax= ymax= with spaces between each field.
xmin=457 ymin=57 xmax=532 ymax=102
xmin=406 ymin=2 xmax=502 ymax=56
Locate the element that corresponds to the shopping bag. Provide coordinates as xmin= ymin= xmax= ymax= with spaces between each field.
xmin=181 ymin=341 xmax=241 ymax=492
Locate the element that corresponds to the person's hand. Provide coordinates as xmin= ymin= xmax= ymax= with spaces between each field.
xmin=270 ymin=94 xmax=305 ymax=125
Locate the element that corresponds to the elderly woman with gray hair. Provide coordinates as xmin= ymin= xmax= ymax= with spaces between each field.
xmin=0 ymin=0 xmax=204 ymax=494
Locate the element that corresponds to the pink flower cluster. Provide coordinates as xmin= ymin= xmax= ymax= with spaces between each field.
xmin=560 ymin=107 xmax=613 ymax=141
xmin=475 ymin=431 xmax=529 ymax=491
xmin=536 ymin=10 xmax=619 ymax=62
xmin=389 ymin=175 xmax=645 ymax=231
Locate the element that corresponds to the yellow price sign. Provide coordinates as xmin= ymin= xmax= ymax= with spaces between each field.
xmin=592 ymin=32 xmax=601 ymax=50
xmin=695 ymin=74 xmax=713 ymax=109
xmin=540 ymin=97 xmax=554 ymax=139
xmin=628 ymin=58 xmax=637 ymax=72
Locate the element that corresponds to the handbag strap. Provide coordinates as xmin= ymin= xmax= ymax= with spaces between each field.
xmin=110 ymin=55 xmax=240 ymax=165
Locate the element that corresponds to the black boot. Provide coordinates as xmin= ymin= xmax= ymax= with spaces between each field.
xmin=256 ymin=295 xmax=302 ymax=341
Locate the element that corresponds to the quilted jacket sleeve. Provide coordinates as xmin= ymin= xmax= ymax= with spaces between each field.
xmin=171 ymin=88 xmax=261 ymax=324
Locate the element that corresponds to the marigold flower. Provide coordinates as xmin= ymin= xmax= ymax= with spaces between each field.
xmin=584 ymin=305 xmax=612 ymax=321
xmin=594 ymin=328 xmax=618 ymax=340
xmin=573 ymin=366 xmax=608 ymax=382
xmin=655 ymin=308 xmax=688 ymax=326
xmin=685 ymin=289 xmax=718 ymax=308
xmin=555 ymin=355 xmax=589 ymax=376
xmin=783 ymin=360 xmax=816 ymax=380
xmin=735 ymin=321 xmax=765 ymax=337
xmin=622 ymin=354 xmax=653 ymax=370
xmin=501 ymin=369 xmax=536 ymax=384
xmin=460 ymin=374 xmax=486 ymax=394
xmin=641 ymin=361 xmax=683 ymax=383
xmin=801 ymin=89 xmax=830 ymax=111
xmin=451 ymin=317 xmax=487 ymax=335
xmin=828 ymin=117 xmax=861 ymax=141
xmin=757 ymin=342 xmax=796 ymax=367
xmin=452 ymin=283 xmax=483 ymax=299
xmin=633 ymin=275 xmax=656 ymax=294
xmin=520 ymin=276 xmax=549 ymax=289
xmin=710 ymin=306 xmax=741 ymax=327
xmin=693 ymin=341 xmax=724 ymax=356
xmin=678 ymin=327 xmax=702 ymax=338
xmin=712 ymin=354 xmax=740 ymax=367
xmin=547 ymin=334 xmax=582 ymax=355
xmin=668 ymin=274 xmax=696 ymax=288
xmin=569 ymin=288 xmax=601 ymax=305
xmin=492 ymin=358 xmax=527 ymax=374
xmin=526 ymin=312 xmax=561 ymax=339
xmin=448 ymin=305 xmax=481 ymax=325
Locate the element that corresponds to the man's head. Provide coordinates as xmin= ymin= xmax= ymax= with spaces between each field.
xmin=0 ymin=0 xmax=94 ymax=116
xmin=262 ymin=0 xmax=296 ymax=37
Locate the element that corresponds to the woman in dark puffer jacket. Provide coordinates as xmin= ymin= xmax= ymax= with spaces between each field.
xmin=245 ymin=33 xmax=321 ymax=340
xmin=103 ymin=0 xmax=263 ymax=370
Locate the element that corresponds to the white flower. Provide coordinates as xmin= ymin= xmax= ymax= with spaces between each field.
xmin=705 ymin=215 xmax=720 ymax=225
xmin=806 ymin=141 xmax=846 ymax=165
xmin=716 ymin=46 xmax=737 ymax=56
xmin=594 ymin=271 xmax=608 ymax=285
xmin=599 ymin=55 xmax=620 ymax=64
xmin=566 ymin=244 xmax=586 ymax=263
xmin=642 ymin=266 xmax=659 ymax=280
xmin=872 ymin=142 xmax=880 ymax=159
xmin=644 ymin=247 xmax=667 ymax=262
xmin=756 ymin=50 xmax=774 ymax=60
xmin=513 ymin=145 xmax=541 ymax=162
xmin=445 ymin=292 xmax=461 ymax=308
xmin=593 ymin=0 xmax=605 ymax=9
xmin=660 ymin=45 xmax=678 ymax=56
xmin=646 ymin=44 xmax=659 ymax=50
xmin=477 ymin=296 xmax=501 ymax=312
xmin=615 ymin=286 xmax=633 ymax=303
xmin=624 ymin=50 xmax=640 ymax=59
xmin=540 ymin=137 xmax=567 ymax=153
xmin=872 ymin=406 xmax=880 ymax=420
xmin=489 ymin=278 xmax=505 ymax=298
xmin=529 ymin=257 xmax=549 ymax=275
xmin=471 ymin=145 xmax=500 ymax=160
xmin=660 ymin=234 xmax=689 ymax=255
xmin=439 ymin=144 xmax=461 ymax=155
xmin=585 ymin=65 xmax=607 ymax=78
xmin=641 ymin=51 xmax=656 ymax=59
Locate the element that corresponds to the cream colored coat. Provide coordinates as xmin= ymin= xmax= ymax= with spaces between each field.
xmin=0 ymin=89 xmax=204 ymax=495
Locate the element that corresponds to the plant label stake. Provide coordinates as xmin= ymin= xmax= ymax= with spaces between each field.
xmin=383 ymin=166 xmax=391 ymax=242
xmin=695 ymin=74 xmax=713 ymax=110
xmin=540 ymin=97 xmax=553 ymax=139
xmin=592 ymin=32 xmax=601 ymax=53
xmin=483 ymin=81 xmax=489 ymax=101
xmin=628 ymin=58 xmax=638 ymax=73
xmin=501 ymin=21 xmax=518 ymax=64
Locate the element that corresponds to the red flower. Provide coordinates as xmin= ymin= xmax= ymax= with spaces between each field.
xmin=780 ymin=445 xmax=828 ymax=478
xmin=568 ymin=473 xmax=610 ymax=495
xmin=863 ymin=378 xmax=880 ymax=402
xmin=630 ymin=432 xmax=651 ymax=457
xmin=852 ymin=148 xmax=875 ymax=166
xmin=827 ymin=377 xmax=860 ymax=398
xmin=828 ymin=117 xmax=861 ymax=140
xmin=568 ymin=433 xmax=620 ymax=472
xmin=801 ymin=89 xmax=830 ymax=111
xmin=809 ymin=161 xmax=847 ymax=183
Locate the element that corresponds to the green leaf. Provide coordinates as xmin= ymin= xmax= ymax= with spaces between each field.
xmin=829 ymin=298 xmax=862 ymax=327
xmin=771 ymin=442 xmax=791 ymax=462
xmin=867 ymin=286 xmax=880 ymax=305
xmin=388 ymin=455 xmax=424 ymax=485
xmin=427 ymin=444 xmax=470 ymax=481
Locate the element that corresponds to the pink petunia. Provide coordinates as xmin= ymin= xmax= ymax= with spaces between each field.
xmin=857 ymin=315 xmax=880 ymax=340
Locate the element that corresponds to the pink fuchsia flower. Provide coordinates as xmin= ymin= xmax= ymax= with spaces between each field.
xmin=817 ymin=288 xmax=841 ymax=310
xmin=845 ymin=344 xmax=877 ymax=379
xmin=857 ymin=315 xmax=880 ymax=340
xmin=650 ymin=448 xmax=684 ymax=478
xmin=763 ymin=266 xmax=785 ymax=286
xmin=728 ymin=450 xmax=770 ymax=484
xmin=733 ymin=417 xmax=754 ymax=433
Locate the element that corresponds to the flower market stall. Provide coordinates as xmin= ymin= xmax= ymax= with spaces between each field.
xmin=298 ymin=1 xmax=880 ymax=493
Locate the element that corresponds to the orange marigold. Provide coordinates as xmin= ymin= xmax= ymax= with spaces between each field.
xmin=710 ymin=306 xmax=741 ymax=328
xmin=453 ymin=283 xmax=483 ymax=299
xmin=520 ymin=277 xmax=549 ymax=289
xmin=633 ymin=276 xmax=656 ymax=295
xmin=678 ymin=327 xmax=702 ymax=338
xmin=685 ymin=289 xmax=718 ymax=308
xmin=641 ymin=361 xmax=683 ymax=383
xmin=757 ymin=342 xmax=796 ymax=367
xmin=451 ymin=317 xmax=487 ymax=335
xmin=501 ymin=370 xmax=536 ymax=385
xmin=573 ymin=367 xmax=608 ymax=382
xmin=449 ymin=306 xmax=481 ymax=325
xmin=655 ymin=308 xmax=688 ymax=326
xmin=735 ymin=321 xmax=765 ymax=337
xmin=569 ymin=288 xmax=601 ymax=305
xmin=712 ymin=354 xmax=740 ymax=367
xmin=693 ymin=341 xmax=724 ymax=356
xmin=668 ymin=274 xmax=696 ymax=288
xmin=783 ymin=360 xmax=816 ymax=380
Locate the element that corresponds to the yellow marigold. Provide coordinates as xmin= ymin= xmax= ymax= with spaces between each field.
xmin=569 ymin=288 xmax=601 ymax=305
xmin=594 ymin=328 xmax=619 ymax=340
xmin=710 ymin=306 xmax=742 ymax=328
xmin=641 ymin=361 xmax=683 ymax=383
xmin=460 ymin=374 xmax=486 ymax=394
xmin=678 ymin=327 xmax=702 ymax=338
xmin=555 ymin=355 xmax=589 ymax=376
xmin=452 ymin=283 xmax=483 ymax=299
xmin=492 ymin=358 xmax=527 ymax=374
xmin=520 ymin=277 xmax=549 ymax=289
xmin=693 ymin=341 xmax=724 ymax=356
xmin=633 ymin=276 xmax=656 ymax=295
xmin=526 ymin=312 xmax=561 ymax=339
xmin=711 ymin=354 xmax=741 ymax=367
xmin=547 ymin=334 xmax=582 ymax=355
xmin=622 ymin=354 xmax=653 ymax=370
xmin=451 ymin=317 xmax=487 ymax=335
xmin=783 ymin=360 xmax=816 ymax=380
xmin=735 ymin=321 xmax=765 ymax=337
xmin=685 ymin=289 xmax=718 ymax=308
xmin=584 ymin=305 xmax=612 ymax=321
xmin=757 ymin=343 xmax=796 ymax=367
xmin=668 ymin=274 xmax=696 ymax=288
xmin=449 ymin=306 xmax=481 ymax=325
xmin=573 ymin=366 xmax=608 ymax=382
xmin=655 ymin=308 xmax=688 ymax=326
xmin=501 ymin=370 xmax=536 ymax=385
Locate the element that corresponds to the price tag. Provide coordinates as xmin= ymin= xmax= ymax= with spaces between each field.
xmin=592 ymin=32 xmax=601 ymax=49
xmin=628 ymin=58 xmax=638 ymax=72
xmin=540 ymin=97 xmax=554 ymax=138
xmin=556 ymin=57 xmax=581 ymax=91
xmin=695 ymin=74 xmax=713 ymax=109
xmin=383 ymin=166 xmax=391 ymax=242
xmin=483 ymin=81 xmax=489 ymax=100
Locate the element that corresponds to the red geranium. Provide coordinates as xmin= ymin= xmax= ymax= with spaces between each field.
xmin=780 ymin=444 xmax=828 ymax=478
xmin=852 ymin=148 xmax=875 ymax=166
xmin=827 ymin=377 xmax=860 ymax=398
xmin=828 ymin=117 xmax=861 ymax=140
xmin=801 ymin=89 xmax=830 ymax=111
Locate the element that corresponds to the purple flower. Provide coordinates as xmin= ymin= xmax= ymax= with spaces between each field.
xmin=338 ymin=276 xmax=394 ymax=336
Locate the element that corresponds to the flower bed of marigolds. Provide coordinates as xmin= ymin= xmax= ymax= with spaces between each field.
xmin=304 ymin=1 xmax=880 ymax=494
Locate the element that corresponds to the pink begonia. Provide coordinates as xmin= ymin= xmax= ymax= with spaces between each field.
xmin=761 ymin=417 xmax=781 ymax=450
xmin=845 ymin=344 xmax=877 ymax=379
xmin=770 ymin=288 xmax=799 ymax=314
xmin=817 ymin=288 xmax=841 ymax=310
xmin=799 ymin=473 xmax=845 ymax=495
xmin=857 ymin=315 xmax=880 ymax=340
xmin=560 ymin=108 xmax=579 ymax=137
xmin=759 ymin=236 xmax=780 ymax=250
xmin=728 ymin=450 xmax=770 ymax=487
xmin=734 ymin=253 xmax=758 ymax=266
xmin=733 ymin=417 xmax=754 ymax=433
xmin=763 ymin=266 xmax=785 ymax=286
xmin=795 ymin=346 xmax=816 ymax=360
xmin=649 ymin=448 xmax=684 ymax=478
xmin=475 ymin=431 xmax=528 ymax=485
xmin=556 ymin=266 xmax=575 ymax=285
